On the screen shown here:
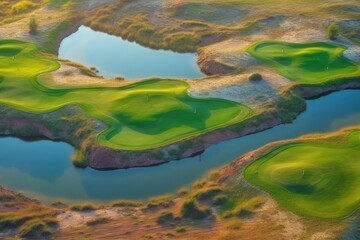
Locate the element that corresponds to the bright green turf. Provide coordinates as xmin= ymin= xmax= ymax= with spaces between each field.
xmin=247 ymin=41 xmax=360 ymax=84
xmin=244 ymin=130 xmax=360 ymax=218
xmin=0 ymin=40 xmax=253 ymax=150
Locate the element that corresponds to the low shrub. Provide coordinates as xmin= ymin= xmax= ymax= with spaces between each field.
xmin=327 ymin=23 xmax=340 ymax=40
xmin=248 ymin=73 xmax=262 ymax=81
xmin=29 ymin=16 xmax=38 ymax=34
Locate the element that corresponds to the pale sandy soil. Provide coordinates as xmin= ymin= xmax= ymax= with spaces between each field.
xmin=261 ymin=199 xmax=306 ymax=239
xmin=38 ymin=64 xmax=128 ymax=89
xmin=187 ymin=71 xmax=291 ymax=108
xmin=0 ymin=6 xmax=68 ymax=44
xmin=57 ymin=207 xmax=140 ymax=230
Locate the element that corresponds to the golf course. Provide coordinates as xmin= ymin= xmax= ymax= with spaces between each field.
xmin=1 ymin=0 xmax=360 ymax=239
xmin=248 ymin=41 xmax=360 ymax=84
xmin=244 ymin=130 xmax=360 ymax=218
xmin=0 ymin=40 xmax=253 ymax=150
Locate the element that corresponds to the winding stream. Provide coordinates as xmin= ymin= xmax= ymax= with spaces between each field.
xmin=0 ymin=90 xmax=359 ymax=203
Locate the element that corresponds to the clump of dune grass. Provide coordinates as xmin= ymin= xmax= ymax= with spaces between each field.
xmin=69 ymin=203 xmax=98 ymax=212
xmin=175 ymin=226 xmax=187 ymax=233
xmin=18 ymin=218 xmax=58 ymax=238
xmin=194 ymin=186 xmax=224 ymax=201
xmin=156 ymin=211 xmax=176 ymax=225
xmin=86 ymin=217 xmax=109 ymax=226
xmin=222 ymin=196 xmax=265 ymax=219
xmin=180 ymin=199 xmax=211 ymax=220
xmin=111 ymin=200 xmax=144 ymax=208
xmin=146 ymin=194 xmax=174 ymax=209
xmin=178 ymin=188 xmax=189 ymax=197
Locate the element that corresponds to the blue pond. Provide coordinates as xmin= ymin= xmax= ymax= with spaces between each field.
xmin=58 ymin=26 xmax=204 ymax=80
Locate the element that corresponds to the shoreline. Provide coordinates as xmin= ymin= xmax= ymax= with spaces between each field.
xmin=0 ymin=79 xmax=359 ymax=170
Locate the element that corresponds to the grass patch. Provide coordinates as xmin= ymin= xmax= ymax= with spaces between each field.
xmin=0 ymin=40 xmax=253 ymax=151
xmin=18 ymin=218 xmax=57 ymax=238
xmin=248 ymin=40 xmax=360 ymax=84
xmin=244 ymin=130 xmax=360 ymax=218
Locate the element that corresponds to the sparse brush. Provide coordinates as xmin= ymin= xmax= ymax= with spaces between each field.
xmin=327 ymin=23 xmax=340 ymax=40
xmin=156 ymin=211 xmax=176 ymax=224
xmin=180 ymin=199 xmax=211 ymax=220
xmin=71 ymin=150 xmax=87 ymax=168
xmin=147 ymin=194 xmax=174 ymax=209
xmin=29 ymin=16 xmax=38 ymax=34
xmin=178 ymin=188 xmax=189 ymax=197
xmin=111 ymin=200 xmax=144 ymax=208
xmin=194 ymin=187 xmax=224 ymax=201
xmin=70 ymin=203 xmax=97 ymax=212
xmin=19 ymin=218 xmax=57 ymax=238
xmin=86 ymin=217 xmax=109 ymax=226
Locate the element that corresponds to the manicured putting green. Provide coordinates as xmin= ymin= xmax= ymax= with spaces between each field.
xmin=0 ymin=40 xmax=253 ymax=150
xmin=244 ymin=130 xmax=360 ymax=218
xmin=248 ymin=41 xmax=360 ymax=84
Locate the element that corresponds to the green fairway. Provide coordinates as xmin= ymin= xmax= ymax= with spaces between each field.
xmin=0 ymin=40 xmax=253 ymax=150
xmin=247 ymin=41 xmax=360 ymax=84
xmin=244 ymin=130 xmax=360 ymax=218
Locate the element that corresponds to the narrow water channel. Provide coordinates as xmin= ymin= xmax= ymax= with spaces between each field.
xmin=58 ymin=26 xmax=204 ymax=80
xmin=0 ymin=90 xmax=359 ymax=203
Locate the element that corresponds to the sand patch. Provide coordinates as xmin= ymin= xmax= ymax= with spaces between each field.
xmin=38 ymin=63 xmax=128 ymax=89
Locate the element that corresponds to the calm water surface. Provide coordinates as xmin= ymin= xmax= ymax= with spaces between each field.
xmin=0 ymin=90 xmax=359 ymax=203
xmin=58 ymin=26 xmax=204 ymax=80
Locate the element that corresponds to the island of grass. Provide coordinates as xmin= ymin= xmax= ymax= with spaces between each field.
xmin=247 ymin=40 xmax=360 ymax=84
xmin=244 ymin=129 xmax=360 ymax=218
xmin=0 ymin=40 xmax=253 ymax=150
